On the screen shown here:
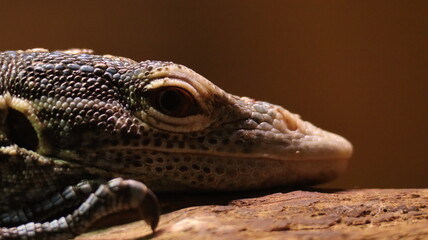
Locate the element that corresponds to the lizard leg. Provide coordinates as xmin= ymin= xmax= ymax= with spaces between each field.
xmin=0 ymin=178 xmax=160 ymax=240
xmin=1 ymin=180 xmax=99 ymax=227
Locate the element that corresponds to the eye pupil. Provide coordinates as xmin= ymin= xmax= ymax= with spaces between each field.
xmin=146 ymin=87 xmax=195 ymax=117
xmin=159 ymin=89 xmax=184 ymax=114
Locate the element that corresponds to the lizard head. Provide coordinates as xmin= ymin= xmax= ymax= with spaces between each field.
xmin=7 ymin=51 xmax=352 ymax=191
xmin=112 ymin=62 xmax=353 ymax=190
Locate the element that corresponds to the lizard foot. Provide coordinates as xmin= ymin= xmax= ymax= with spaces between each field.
xmin=0 ymin=178 xmax=160 ymax=240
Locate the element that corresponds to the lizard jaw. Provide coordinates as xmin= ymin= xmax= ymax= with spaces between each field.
xmin=90 ymin=102 xmax=352 ymax=190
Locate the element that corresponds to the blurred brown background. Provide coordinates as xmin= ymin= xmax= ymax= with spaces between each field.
xmin=0 ymin=1 xmax=426 ymax=188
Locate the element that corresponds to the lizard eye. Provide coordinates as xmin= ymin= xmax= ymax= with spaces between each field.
xmin=146 ymin=86 xmax=196 ymax=117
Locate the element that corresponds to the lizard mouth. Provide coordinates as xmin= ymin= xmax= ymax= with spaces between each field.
xmin=101 ymin=125 xmax=352 ymax=162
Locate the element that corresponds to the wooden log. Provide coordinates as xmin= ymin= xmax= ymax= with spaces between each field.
xmin=77 ymin=189 xmax=428 ymax=240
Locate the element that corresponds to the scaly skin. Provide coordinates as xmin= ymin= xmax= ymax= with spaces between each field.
xmin=0 ymin=49 xmax=352 ymax=239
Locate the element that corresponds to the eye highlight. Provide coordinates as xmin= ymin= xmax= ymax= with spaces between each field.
xmin=146 ymin=86 xmax=197 ymax=117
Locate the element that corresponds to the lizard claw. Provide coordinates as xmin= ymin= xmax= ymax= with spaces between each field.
xmin=142 ymin=188 xmax=161 ymax=231
xmin=107 ymin=178 xmax=160 ymax=231
xmin=115 ymin=179 xmax=161 ymax=231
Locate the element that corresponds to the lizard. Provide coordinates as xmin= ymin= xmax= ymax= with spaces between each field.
xmin=0 ymin=48 xmax=353 ymax=239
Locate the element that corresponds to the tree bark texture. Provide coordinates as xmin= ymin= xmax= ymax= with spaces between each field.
xmin=76 ymin=189 xmax=428 ymax=240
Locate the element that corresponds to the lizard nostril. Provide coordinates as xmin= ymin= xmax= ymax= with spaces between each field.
xmin=278 ymin=108 xmax=299 ymax=131
xmin=5 ymin=108 xmax=39 ymax=151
